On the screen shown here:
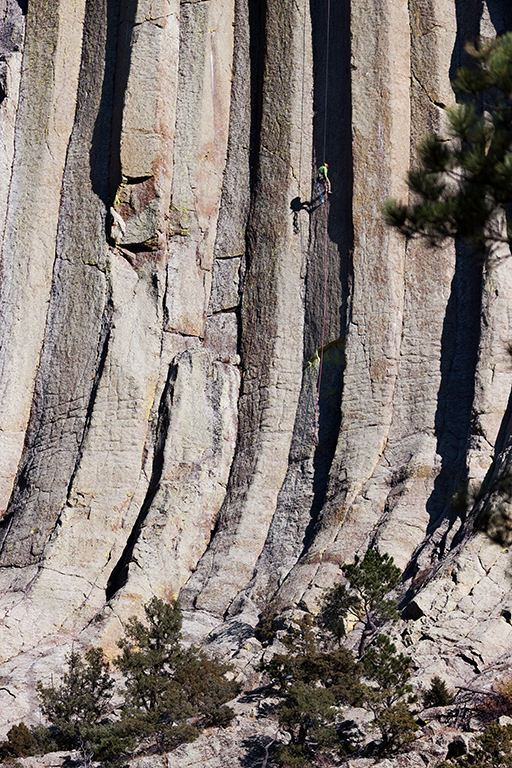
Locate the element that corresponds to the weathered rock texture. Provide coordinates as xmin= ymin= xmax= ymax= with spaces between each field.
xmin=1 ymin=0 xmax=512 ymax=760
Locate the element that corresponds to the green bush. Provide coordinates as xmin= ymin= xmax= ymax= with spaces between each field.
xmin=115 ymin=597 xmax=239 ymax=753
xmin=266 ymin=556 xmax=417 ymax=764
xmin=362 ymin=633 xmax=414 ymax=709
xmin=438 ymin=721 xmax=512 ymax=768
xmin=266 ymin=616 xmax=362 ymax=765
xmin=0 ymin=723 xmax=38 ymax=759
xmin=33 ymin=597 xmax=239 ymax=764
xmin=375 ymin=702 xmax=418 ymax=752
xmin=273 ymin=742 xmax=310 ymax=768
xmin=360 ymin=633 xmax=418 ymax=752
xmin=423 ymin=676 xmax=455 ymax=708
xmin=37 ymin=647 xmax=132 ymax=765
xmin=30 ymin=725 xmax=60 ymax=755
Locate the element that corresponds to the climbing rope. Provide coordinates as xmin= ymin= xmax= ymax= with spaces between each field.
xmin=313 ymin=0 xmax=331 ymax=444
xmin=313 ymin=198 xmax=329 ymax=443
xmin=322 ymin=0 xmax=331 ymax=162
xmin=298 ymin=0 xmax=307 ymax=201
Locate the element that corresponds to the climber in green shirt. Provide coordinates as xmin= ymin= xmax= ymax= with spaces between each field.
xmin=318 ymin=162 xmax=331 ymax=195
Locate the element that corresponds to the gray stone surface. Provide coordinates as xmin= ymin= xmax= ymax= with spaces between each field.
xmin=179 ymin=0 xmax=313 ymax=616
xmin=0 ymin=0 xmax=87 ymax=512
xmin=2 ymin=2 xmax=512 ymax=765
xmin=208 ymin=256 xmax=241 ymax=314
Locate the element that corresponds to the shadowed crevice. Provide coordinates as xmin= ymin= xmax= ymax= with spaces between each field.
xmin=424 ymin=0 xmax=512 ymax=537
xmin=106 ymin=0 xmax=137 ymax=206
xmin=424 ymin=245 xmax=482 ymax=534
xmin=0 ymin=0 xmax=121 ymax=566
xmin=106 ymin=361 xmax=177 ymax=601
xmin=304 ymin=0 xmax=352 ymax=362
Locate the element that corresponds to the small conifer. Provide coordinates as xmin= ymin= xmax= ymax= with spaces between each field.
xmin=0 ymin=723 xmax=38 ymax=759
xmin=423 ymin=676 xmax=455 ymax=708
xmin=37 ymin=647 xmax=131 ymax=766
xmin=115 ymin=597 xmax=239 ymax=753
xmin=385 ymin=32 xmax=512 ymax=260
xmin=320 ymin=549 xmax=401 ymax=656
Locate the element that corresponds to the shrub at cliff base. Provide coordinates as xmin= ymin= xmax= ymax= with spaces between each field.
xmin=115 ymin=597 xmax=240 ymax=753
xmin=361 ymin=633 xmax=418 ymax=751
xmin=266 ymin=553 xmax=419 ymax=766
xmin=438 ymin=721 xmax=512 ymax=768
xmin=0 ymin=722 xmax=41 ymax=760
xmin=423 ymin=676 xmax=455 ymax=709
xmin=28 ymin=597 xmax=239 ymax=765
xmin=267 ymin=614 xmax=363 ymax=766
xmin=477 ymin=675 xmax=512 ymax=722
xmin=36 ymin=647 xmax=132 ymax=766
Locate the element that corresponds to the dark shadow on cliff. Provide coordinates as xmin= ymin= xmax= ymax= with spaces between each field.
xmin=106 ymin=362 xmax=176 ymax=600
xmin=300 ymin=0 xmax=352 ymax=543
xmin=485 ymin=0 xmax=512 ymax=37
xmin=305 ymin=0 xmax=352 ymax=362
xmin=421 ymin=0 xmax=512 ymax=541
xmin=450 ymin=0 xmax=512 ymax=79
xmin=240 ymin=734 xmax=278 ymax=768
xmin=89 ymin=0 xmax=136 ymax=211
xmin=303 ymin=340 xmax=345 ymax=545
xmin=425 ymin=245 xmax=482 ymax=536
xmin=244 ymin=0 xmax=352 ymax=583
xmin=248 ymin=0 xmax=263 ymax=188
xmin=401 ymin=2 xmax=512 ymax=598
xmin=400 ymin=253 xmax=483 ymax=604
xmin=449 ymin=0 xmax=483 ymax=80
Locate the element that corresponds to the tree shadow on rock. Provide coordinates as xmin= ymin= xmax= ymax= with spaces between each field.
xmin=240 ymin=734 xmax=279 ymax=768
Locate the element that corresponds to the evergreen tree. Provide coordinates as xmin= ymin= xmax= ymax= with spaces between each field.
xmin=266 ymin=616 xmax=362 ymax=766
xmin=173 ymin=648 xmax=240 ymax=728
xmin=266 ymin=612 xmax=419 ymax=762
xmin=0 ymin=723 xmax=38 ymax=759
xmin=362 ymin=633 xmax=414 ymax=709
xmin=361 ymin=634 xmax=418 ymax=752
xmin=438 ymin=721 xmax=512 ymax=768
xmin=384 ymin=32 xmax=512 ymax=259
xmin=374 ymin=702 xmax=419 ymax=753
xmin=320 ymin=549 xmax=401 ymax=655
xmin=37 ymin=647 xmax=131 ymax=766
xmin=423 ymin=676 xmax=455 ymax=708
xmin=37 ymin=648 xmax=114 ymax=737
xmin=115 ymin=597 xmax=239 ymax=753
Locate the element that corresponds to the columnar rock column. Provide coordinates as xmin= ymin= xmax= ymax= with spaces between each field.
xmin=181 ymin=0 xmax=314 ymax=616
xmin=276 ymin=0 xmax=411 ymax=608
xmin=0 ymin=0 xmax=87 ymax=511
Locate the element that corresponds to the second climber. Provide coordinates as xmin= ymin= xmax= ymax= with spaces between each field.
xmin=318 ymin=162 xmax=331 ymax=195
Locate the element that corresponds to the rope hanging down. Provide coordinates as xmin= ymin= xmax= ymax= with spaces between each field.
xmin=323 ymin=0 xmax=331 ymax=162
xmin=314 ymin=0 xmax=331 ymax=444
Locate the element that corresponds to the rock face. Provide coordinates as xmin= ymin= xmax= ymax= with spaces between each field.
xmin=1 ymin=0 xmax=512 ymax=756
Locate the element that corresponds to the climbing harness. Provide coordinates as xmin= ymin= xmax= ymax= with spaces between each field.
xmin=316 ymin=179 xmax=326 ymax=206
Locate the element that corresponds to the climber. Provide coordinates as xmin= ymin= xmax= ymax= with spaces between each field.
xmin=318 ymin=162 xmax=331 ymax=195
